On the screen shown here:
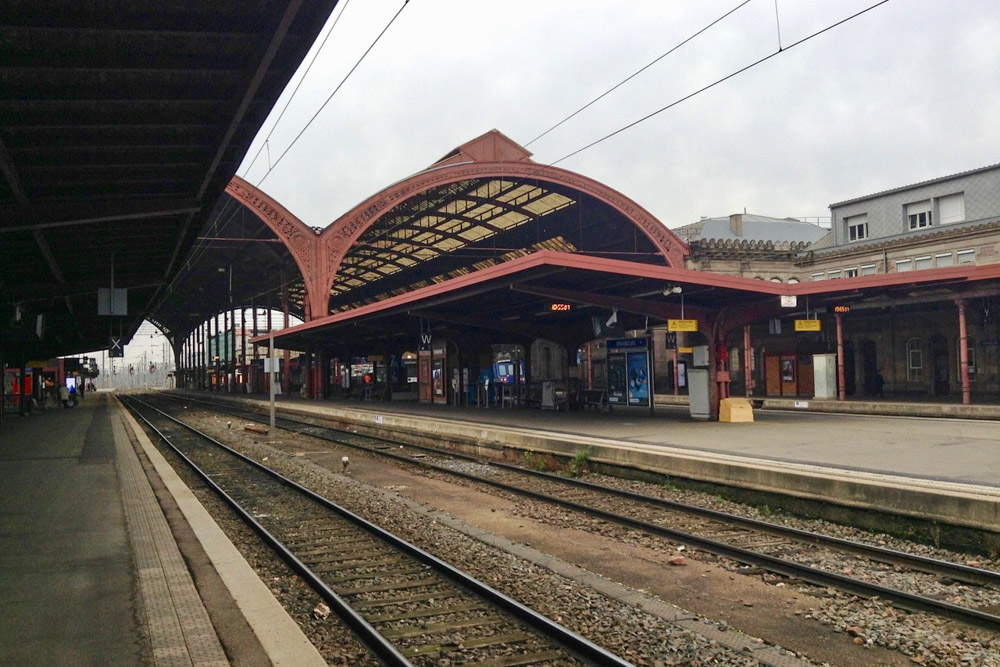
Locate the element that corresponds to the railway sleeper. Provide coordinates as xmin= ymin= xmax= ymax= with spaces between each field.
xmin=380 ymin=616 xmax=506 ymax=639
xmin=367 ymin=601 xmax=488 ymax=623
xmin=322 ymin=566 xmax=431 ymax=584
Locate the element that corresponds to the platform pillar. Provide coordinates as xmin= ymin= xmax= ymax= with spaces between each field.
xmin=743 ymin=325 xmax=752 ymax=397
xmin=957 ymin=298 xmax=971 ymax=405
xmin=836 ymin=314 xmax=846 ymax=402
xmin=281 ymin=285 xmax=291 ymax=397
xmin=673 ymin=344 xmax=680 ymax=397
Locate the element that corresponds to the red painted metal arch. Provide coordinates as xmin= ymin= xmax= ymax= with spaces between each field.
xmin=317 ymin=160 xmax=689 ymax=316
xmin=225 ymin=176 xmax=322 ymax=317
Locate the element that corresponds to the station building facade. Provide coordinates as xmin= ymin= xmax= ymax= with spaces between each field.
xmin=175 ymin=129 xmax=998 ymax=415
xmin=683 ymin=164 xmax=1000 ymax=401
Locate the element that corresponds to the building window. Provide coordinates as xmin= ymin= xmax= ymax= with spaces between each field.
xmin=844 ymin=267 xmax=859 ymax=278
xmin=787 ymin=277 xmax=800 ymax=284
xmin=907 ymin=337 xmax=923 ymax=382
xmin=846 ymin=214 xmax=869 ymax=242
xmin=939 ymin=192 xmax=965 ymax=225
xmin=895 ymin=259 xmax=913 ymax=272
xmin=907 ymin=200 xmax=933 ymax=230
xmin=958 ymin=337 xmax=976 ymax=379
xmin=956 ymin=249 xmax=976 ymax=265
xmin=827 ymin=270 xmax=842 ymax=280
xmin=812 ymin=272 xmax=825 ymax=281
xmin=769 ymin=277 xmax=783 ymax=283
xmin=935 ymin=253 xmax=953 ymax=267
xmin=860 ymin=264 xmax=877 ymax=276
xmin=914 ymin=256 xmax=933 ymax=270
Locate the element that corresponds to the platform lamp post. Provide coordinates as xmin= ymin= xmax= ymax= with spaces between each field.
xmin=269 ymin=329 xmax=276 ymax=433
xmin=664 ymin=285 xmax=683 ymax=396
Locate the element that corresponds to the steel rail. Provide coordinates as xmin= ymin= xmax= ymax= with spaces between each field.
xmin=123 ymin=394 xmax=634 ymax=667
xmin=121 ymin=396 xmax=413 ymax=667
xmin=168 ymin=391 xmax=1000 ymax=587
xmin=153 ymin=392 xmax=1000 ymax=631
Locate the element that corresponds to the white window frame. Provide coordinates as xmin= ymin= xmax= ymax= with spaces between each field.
xmin=907 ymin=337 xmax=923 ymax=382
xmin=956 ymin=249 xmax=976 ymax=265
xmin=787 ymin=277 xmax=800 ymax=284
xmin=895 ymin=259 xmax=913 ymax=272
xmin=844 ymin=267 xmax=859 ymax=278
xmin=846 ymin=214 xmax=869 ymax=242
xmin=860 ymin=264 xmax=877 ymax=276
xmin=914 ymin=256 xmax=933 ymax=270
xmin=827 ymin=270 xmax=842 ymax=280
xmin=811 ymin=272 xmax=825 ymax=281
xmin=906 ymin=200 xmax=933 ymax=230
xmin=935 ymin=252 xmax=953 ymax=268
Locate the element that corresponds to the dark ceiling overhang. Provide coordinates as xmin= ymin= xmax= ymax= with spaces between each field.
xmin=0 ymin=0 xmax=340 ymax=360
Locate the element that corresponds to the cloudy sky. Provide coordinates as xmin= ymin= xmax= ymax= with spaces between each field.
xmin=237 ymin=0 xmax=1000 ymax=231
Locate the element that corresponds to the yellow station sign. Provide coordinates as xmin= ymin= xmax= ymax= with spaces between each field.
xmin=794 ymin=319 xmax=822 ymax=332
xmin=668 ymin=319 xmax=698 ymax=332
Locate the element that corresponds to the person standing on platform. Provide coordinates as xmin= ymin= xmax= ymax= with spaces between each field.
xmin=58 ymin=384 xmax=69 ymax=408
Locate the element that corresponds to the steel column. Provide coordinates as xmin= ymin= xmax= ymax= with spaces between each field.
xmin=266 ymin=306 xmax=273 ymax=395
xmin=282 ymin=285 xmax=291 ymax=396
xmin=743 ymin=325 xmax=752 ymax=397
xmin=836 ymin=313 xmax=846 ymax=402
xmin=958 ymin=298 xmax=971 ymax=405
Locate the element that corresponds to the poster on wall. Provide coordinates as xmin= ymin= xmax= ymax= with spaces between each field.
xmin=432 ymin=359 xmax=444 ymax=397
xmin=606 ymin=337 xmax=652 ymax=408
xmin=627 ymin=351 xmax=649 ymax=404
xmin=781 ymin=358 xmax=795 ymax=383
xmin=607 ymin=355 xmax=627 ymax=405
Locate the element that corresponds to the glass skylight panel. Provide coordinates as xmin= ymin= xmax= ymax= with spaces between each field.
xmin=412 ymin=248 xmax=439 ymax=260
xmin=436 ymin=238 xmax=464 ymax=251
xmin=489 ymin=211 xmax=527 ymax=229
xmin=458 ymin=226 xmax=493 ymax=242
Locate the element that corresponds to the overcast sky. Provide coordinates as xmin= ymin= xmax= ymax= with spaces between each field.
xmin=236 ymin=0 xmax=1000 ymax=231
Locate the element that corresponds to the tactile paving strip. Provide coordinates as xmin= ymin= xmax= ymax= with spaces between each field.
xmin=111 ymin=405 xmax=229 ymax=667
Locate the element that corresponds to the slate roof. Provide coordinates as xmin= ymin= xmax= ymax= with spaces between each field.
xmin=674 ymin=214 xmax=829 ymax=245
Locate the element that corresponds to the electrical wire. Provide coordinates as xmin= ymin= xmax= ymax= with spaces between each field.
xmin=241 ymin=0 xmax=355 ymax=179
xmin=157 ymin=1 xmax=410 ymax=322
xmin=550 ymin=0 xmax=891 ymax=167
xmin=256 ymin=0 xmax=411 ymax=186
xmin=525 ymin=0 xmax=754 ymax=148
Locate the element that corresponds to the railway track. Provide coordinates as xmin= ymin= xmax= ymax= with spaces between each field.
xmin=121 ymin=394 xmax=634 ymax=667
xmin=146 ymin=392 xmax=1000 ymax=633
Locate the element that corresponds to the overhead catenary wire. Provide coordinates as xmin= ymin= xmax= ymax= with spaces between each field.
xmin=255 ymin=0 xmax=412 ymax=187
xmin=525 ymin=0 xmax=754 ymax=148
xmin=156 ymin=1 xmax=410 ymax=322
xmin=240 ymin=0 xmax=355 ymax=179
xmin=549 ymin=0 xmax=891 ymax=167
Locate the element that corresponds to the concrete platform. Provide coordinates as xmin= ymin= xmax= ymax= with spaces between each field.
xmin=0 ymin=392 xmax=324 ymax=666
xmin=186 ymin=391 xmax=1000 ymax=537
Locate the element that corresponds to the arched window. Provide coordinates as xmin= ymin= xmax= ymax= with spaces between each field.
xmin=769 ymin=277 xmax=783 ymax=283
xmin=906 ymin=338 xmax=923 ymax=382
xmin=787 ymin=277 xmax=800 ymax=284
